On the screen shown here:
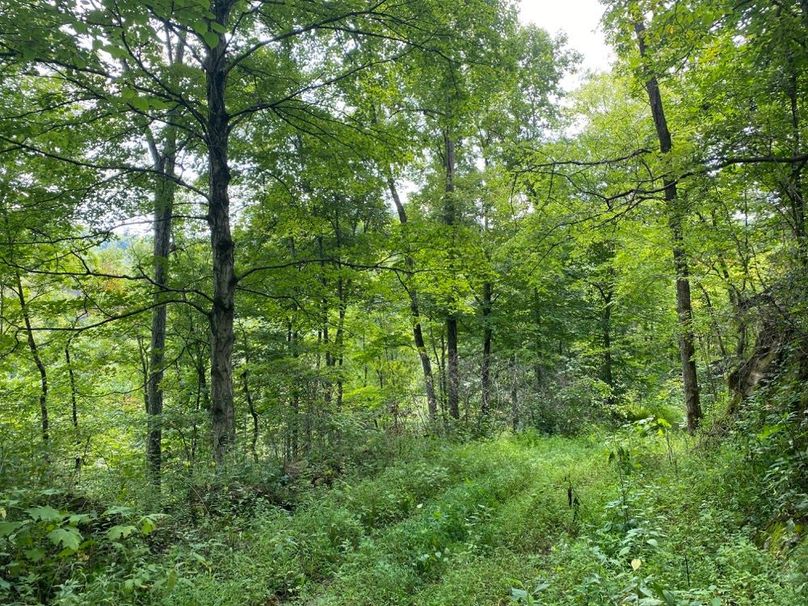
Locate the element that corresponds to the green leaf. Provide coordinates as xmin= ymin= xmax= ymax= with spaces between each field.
xmin=756 ymin=424 xmax=783 ymax=441
xmin=106 ymin=524 xmax=137 ymax=540
xmin=0 ymin=521 xmax=24 ymax=537
xmin=47 ymin=527 xmax=82 ymax=551
xmin=26 ymin=505 xmax=63 ymax=522
xmin=69 ymin=513 xmax=94 ymax=526
xmin=203 ymin=31 xmax=220 ymax=48
xmin=165 ymin=568 xmax=178 ymax=592
xmin=140 ymin=516 xmax=157 ymax=535
xmin=24 ymin=548 xmax=45 ymax=562
xmin=105 ymin=44 xmax=129 ymax=60
xmin=190 ymin=20 xmax=207 ymax=36
xmin=130 ymin=95 xmax=150 ymax=112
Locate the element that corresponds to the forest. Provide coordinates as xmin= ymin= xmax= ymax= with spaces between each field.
xmin=0 ymin=0 xmax=806 ymax=604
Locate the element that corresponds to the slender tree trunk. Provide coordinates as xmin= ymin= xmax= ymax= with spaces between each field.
xmin=603 ymin=297 xmax=613 ymax=391
xmin=444 ymin=133 xmax=460 ymax=419
xmin=240 ymin=328 xmax=258 ymax=462
xmin=532 ymin=289 xmax=543 ymax=393
xmin=481 ymin=281 xmax=493 ymax=416
xmin=288 ymin=323 xmax=300 ymax=458
xmin=142 ymin=33 xmax=185 ymax=486
xmin=635 ymin=19 xmax=702 ymax=432
xmin=334 ymin=214 xmax=347 ymax=410
xmin=242 ymin=370 xmax=258 ymax=462
xmin=15 ymin=271 xmax=48 ymax=457
xmin=336 ymin=277 xmax=346 ymax=410
xmin=387 ymin=177 xmax=438 ymax=421
xmin=447 ymin=317 xmax=459 ymax=419
xmin=148 ymin=42 xmax=185 ymax=482
xmin=192 ymin=345 xmax=207 ymax=466
xmin=509 ymin=354 xmax=519 ymax=431
xmin=317 ymin=236 xmax=333 ymax=407
xmin=145 ymin=133 xmax=178 ymax=487
xmin=65 ymin=341 xmax=81 ymax=472
xmin=207 ymin=5 xmax=237 ymax=466
xmin=597 ymin=276 xmax=615 ymax=404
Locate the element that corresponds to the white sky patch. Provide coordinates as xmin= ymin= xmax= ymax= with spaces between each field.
xmin=519 ymin=0 xmax=614 ymax=89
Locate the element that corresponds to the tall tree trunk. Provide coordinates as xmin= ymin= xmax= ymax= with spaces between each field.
xmin=334 ymin=217 xmax=346 ymax=411
xmin=142 ymin=32 xmax=185 ymax=486
xmin=387 ymin=177 xmax=438 ymax=421
xmin=336 ymin=275 xmax=346 ymax=410
xmin=635 ymin=19 xmax=702 ymax=432
xmin=207 ymin=4 xmax=237 ymax=466
xmin=444 ymin=133 xmax=460 ymax=419
xmin=145 ymin=126 xmax=179 ymax=487
xmin=15 ymin=271 xmax=48 ymax=457
xmin=481 ymin=281 xmax=493 ymax=416
xmin=318 ymin=236 xmax=333 ymax=407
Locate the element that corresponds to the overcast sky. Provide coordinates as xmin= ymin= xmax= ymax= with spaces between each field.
xmin=519 ymin=0 xmax=613 ymax=86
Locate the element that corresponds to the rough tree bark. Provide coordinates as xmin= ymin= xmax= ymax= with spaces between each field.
xmin=206 ymin=1 xmax=237 ymax=466
xmin=635 ymin=19 xmax=703 ymax=433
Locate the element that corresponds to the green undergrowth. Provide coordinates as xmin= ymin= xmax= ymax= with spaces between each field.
xmin=4 ymin=428 xmax=806 ymax=605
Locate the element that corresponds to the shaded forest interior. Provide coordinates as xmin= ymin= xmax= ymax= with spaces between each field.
xmin=0 ymin=1 xmax=806 ymax=604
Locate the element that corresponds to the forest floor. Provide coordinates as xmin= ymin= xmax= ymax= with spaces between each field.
xmin=147 ymin=429 xmax=807 ymax=606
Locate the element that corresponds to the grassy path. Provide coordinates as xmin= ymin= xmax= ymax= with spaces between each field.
xmin=163 ymin=433 xmax=806 ymax=606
